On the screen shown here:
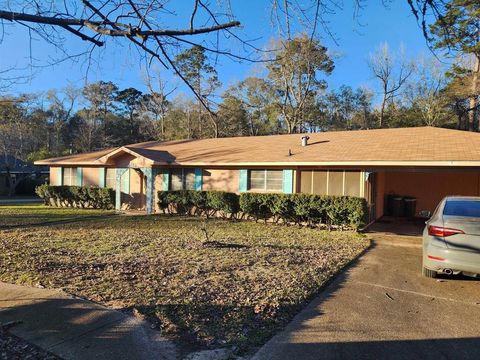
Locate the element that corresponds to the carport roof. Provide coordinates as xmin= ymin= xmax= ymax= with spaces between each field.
xmin=34 ymin=126 xmax=480 ymax=167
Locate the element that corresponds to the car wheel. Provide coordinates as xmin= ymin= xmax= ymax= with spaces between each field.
xmin=423 ymin=267 xmax=437 ymax=278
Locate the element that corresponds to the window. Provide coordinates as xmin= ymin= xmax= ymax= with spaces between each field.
xmin=62 ymin=167 xmax=77 ymax=186
xmin=328 ymin=171 xmax=343 ymax=196
xmin=300 ymin=170 xmax=362 ymax=197
xmin=170 ymin=168 xmax=196 ymax=190
xmin=248 ymin=170 xmax=283 ymax=192
xmin=344 ymin=171 xmax=361 ymax=197
xmin=105 ymin=168 xmax=129 ymax=192
xmin=443 ymin=200 xmax=480 ymax=218
xmin=105 ymin=168 xmax=116 ymax=189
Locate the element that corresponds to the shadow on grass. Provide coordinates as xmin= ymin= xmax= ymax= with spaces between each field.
xmin=0 ymin=214 xmax=116 ymax=230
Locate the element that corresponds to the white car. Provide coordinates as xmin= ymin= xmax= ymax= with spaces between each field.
xmin=423 ymin=196 xmax=480 ymax=278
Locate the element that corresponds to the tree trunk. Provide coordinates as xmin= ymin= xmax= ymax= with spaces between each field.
xmin=379 ymin=90 xmax=387 ymax=128
xmin=469 ymin=55 xmax=479 ymax=131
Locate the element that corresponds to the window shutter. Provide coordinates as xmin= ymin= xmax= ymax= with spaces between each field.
xmin=76 ymin=167 xmax=83 ymax=186
xmin=98 ymin=168 xmax=106 ymax=188
xmin=194 ymin=168 xmax=203 ymax=191
xmin=282 ymin=169 xmax=293 ymax=194
xmin=161 ymin=168 xmax=169 ymax=191
xmin=239 ymin=169 xmax=248 ymax=192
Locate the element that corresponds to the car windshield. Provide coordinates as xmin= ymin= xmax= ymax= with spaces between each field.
xmin=443 ymin=200 xmax=480 ymax=218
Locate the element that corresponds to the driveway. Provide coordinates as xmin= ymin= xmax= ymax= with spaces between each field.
xmin=253 ymin=232 xmax=480 ymax=360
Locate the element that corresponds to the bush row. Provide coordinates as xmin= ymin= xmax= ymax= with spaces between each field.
xmin=158 ymin=190 xmax=368 ymax=229
xmin=36 ymin=184 xmax=115 ymax=209
xmin=158 ymin=190 xmax=239 ymax=218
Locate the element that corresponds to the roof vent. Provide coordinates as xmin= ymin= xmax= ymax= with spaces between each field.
xmin=301 ymin=135 xmax=310 ymax=147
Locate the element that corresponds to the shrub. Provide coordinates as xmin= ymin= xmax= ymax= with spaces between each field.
xmin=164 ymin=190 xmax=192 ymax=215
xmin=35 ymin=185 xmax=115 ymax=209
xmin=15 ymin=176 xmax=45 ymax=195
xmin=206 ymin=191 xmax=240 ymax=218
xmin=268 ymin=193 xmax=294 ymax=224
xmin=157 ymin=190 xmax=367 ymax=229
xmin=239 ymin=193 xmax=272 ymax=221
xmin=157 ymin=191 xmax=170 ymax=213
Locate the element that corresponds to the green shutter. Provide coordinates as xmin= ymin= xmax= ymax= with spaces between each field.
xmin=282 ymin=169 xmax=293 ymax=194
xmin=122 ymin=168 xmax=130 ymax=193
xmin=76 ymin=167 xmax=83 ymax=186
xmin=161 ymin=168 xmax=169 ymax=191
xmin=57 ymin=167 xmax=63 ymax=186
xmin=239 ymin=169 xmax=248 ymax=192
xmin=98 ymin=168 xmax=106 ymax=188
xmin=195 ymin=168 xmax=202 ymax=191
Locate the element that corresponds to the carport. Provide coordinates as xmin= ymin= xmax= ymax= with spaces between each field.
xmin=374 ymin=168 xmax=480 ymax=219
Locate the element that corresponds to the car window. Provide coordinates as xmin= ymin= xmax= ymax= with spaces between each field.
xmin=443 ymin=200 xmax=480 ymax=217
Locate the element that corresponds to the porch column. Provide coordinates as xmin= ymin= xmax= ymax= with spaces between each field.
xmin=143 ymin=167 xmax=155 ymax=215
xmin=115 ymin=168 xmax=129 ymax=211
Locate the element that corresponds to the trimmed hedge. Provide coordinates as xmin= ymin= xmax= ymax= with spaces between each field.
xmin=158 ymin=190 xmax=368 ymax=229
xmin=158 ymin=190 xmax=240 ymax=218
xmin=35 ymin=184 xmax=115 ymax=209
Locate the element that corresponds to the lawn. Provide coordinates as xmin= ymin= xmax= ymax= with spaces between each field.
xmin=0 ymin=211 xmax=369 ymax=354
xmin=0 ymin=204 xmax=114 ymax=228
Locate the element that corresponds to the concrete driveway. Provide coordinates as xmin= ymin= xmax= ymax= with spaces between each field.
xmin=253 ymin=231 xmax=480 ymax=360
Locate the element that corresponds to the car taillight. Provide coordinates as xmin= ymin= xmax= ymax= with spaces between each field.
xmin=428 ymin=225 xmax=464 ymax=237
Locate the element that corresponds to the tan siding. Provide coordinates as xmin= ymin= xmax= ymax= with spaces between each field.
xmin=202 ymin=169 xmax=239 ymax=193
xmin=114 ymin=153 xmax=150 ymax=168
xmin=50 ymin=166 xmax=60 ymax=185
xmin=128 ymin=169 xmax=145 ymax=210
xmin=82 ymin=167 xmax=100 ymax=186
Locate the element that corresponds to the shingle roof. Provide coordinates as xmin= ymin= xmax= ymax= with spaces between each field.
xmin=34 ymin=127 xmax=480 ymax=167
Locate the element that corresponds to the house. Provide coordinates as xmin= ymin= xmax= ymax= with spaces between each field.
xmin=1 ymin=155 xmax=48 ymax=196
xmin=34 ymin=126 xmax=480 ymax=221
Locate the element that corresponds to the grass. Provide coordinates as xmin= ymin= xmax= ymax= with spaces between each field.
xmin=0 ymin=210 xmax=369 ymax=354
xmin=0 ymin=204 xmax=114 ymax=228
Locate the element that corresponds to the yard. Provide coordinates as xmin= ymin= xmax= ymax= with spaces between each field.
xmin=0 ymin=204 xmax=114 ymax=228
xmin=0 ymin=205 xmax=369 ymax=353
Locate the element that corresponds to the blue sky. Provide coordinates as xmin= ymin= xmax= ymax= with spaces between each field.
xmin=0 ymin=1 xmax=434 ymax=99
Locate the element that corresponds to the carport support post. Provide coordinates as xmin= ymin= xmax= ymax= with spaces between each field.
xmin=115 ymin=168 xmax=128 ymax=212
xmin=143 ymin=167 xmax=154 ymax=215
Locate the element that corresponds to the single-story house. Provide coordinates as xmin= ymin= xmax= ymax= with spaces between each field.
xmin=1 ymin=155 xmax=48 ymax=196
xmin=34 ymin=126 xmax=480 ymax=222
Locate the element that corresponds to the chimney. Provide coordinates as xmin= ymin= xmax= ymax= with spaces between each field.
xmin=301 ymin=135 xmax=310 ymax=147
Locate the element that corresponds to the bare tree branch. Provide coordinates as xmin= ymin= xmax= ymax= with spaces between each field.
xmin=0 ymin=10 xmax=240 ymax=39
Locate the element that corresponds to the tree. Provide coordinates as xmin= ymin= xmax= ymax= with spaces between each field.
xmin=0 ymin=96 xmax=39 ymax=195
xmin=354 ymin=87 xmax=374 ymax=129
xmin=368 ymin=43 xmax=414 ymax=128
xmin=115 ymin=87 xmax=144 ymax=143
xmin=45 ymin=86 xmax=80 ymax=155
xmin=428 ymin=1 xmax=480 ymax=131
xmin=0 ymin=1 xmax=240 ymax=105
xmin=217 ymin=96 xmax=249 ymax=137
xmin=229 ymin=77 xmax=280 ymax=136
xmin=140 ymin=72 xmax=173 ymax=141
xmin=175 ymin=46 xmax=221 ymax=138
xmin=403 ymin=57 xmax=450 ymax=127
xmin=317 ymin=86 xmax=373 ymax=131
xmin=267 ymin=35 xmax=334 ymax=133
xmin=79 ymin=81 xmax=118 ymax=149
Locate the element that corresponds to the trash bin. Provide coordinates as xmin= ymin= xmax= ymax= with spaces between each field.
xmin=404 ymin=197 xmax=417 ymax=219
xmin=392 ymin=196 xmax=404 ymax=217
xmin=384 ymin=193 xmax=396 ymax=216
